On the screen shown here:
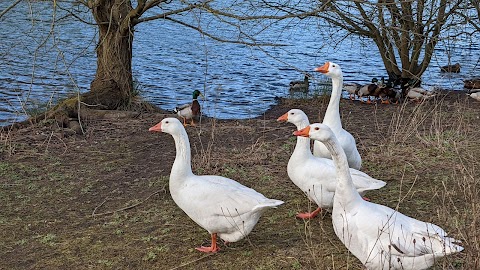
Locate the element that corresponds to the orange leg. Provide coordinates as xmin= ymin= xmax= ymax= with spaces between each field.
xmin=296 ymin=207 xmax=322 ymax=219
xmin=381 ymin=99 xmax=390 ymax=104
xmin=181 ymin=117 xmax=188 ymax=127
xmin=195 ymin=233 xmax=219 ymax=253
xmin=190 ymin=118 xmax=196 ymax=126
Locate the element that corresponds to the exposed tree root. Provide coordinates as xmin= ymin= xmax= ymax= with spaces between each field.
xmin=1 ymin=89 xmax=163 ymax=133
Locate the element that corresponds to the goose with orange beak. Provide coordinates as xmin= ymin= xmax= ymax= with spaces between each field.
xmin=278 ymin=109 xmax=385 ymax=219
xmin=294 ymin=123 xmax=463 ymax=270
xmin=149 ymin=118 xmax=283 ymax=253
xmin=313 ymin=61 xmax=362 ymax=170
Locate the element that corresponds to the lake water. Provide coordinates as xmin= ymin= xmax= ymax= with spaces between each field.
xmin=1 ymin=2 xmax=478 ymax=126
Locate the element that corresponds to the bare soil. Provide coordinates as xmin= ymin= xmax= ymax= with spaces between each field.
xmin=1 ymin=92 xmax=479 ymax=269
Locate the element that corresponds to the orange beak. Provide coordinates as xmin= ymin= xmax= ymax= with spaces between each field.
xmin=293 ymin=126 xmax=310 ymax=137
xmin=277 ymin=112 xmax=288 ymax=122
xmin=314 ymin=62 xmax=329 ymax=74
xmin=149 ymin=122 xmax=162 ymax=132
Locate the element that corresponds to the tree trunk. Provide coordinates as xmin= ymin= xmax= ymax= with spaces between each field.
xmin=88 ymin=0 xmax=134 ymax=109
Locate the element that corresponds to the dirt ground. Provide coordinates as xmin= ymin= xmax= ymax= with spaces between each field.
xmin=1 ymin=92 xmax=479 ymax=269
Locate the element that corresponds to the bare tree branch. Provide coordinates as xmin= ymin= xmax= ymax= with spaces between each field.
xmin=310 ymin=0 xmax=467 ymax=81
xmin=163 ymin=16 xmax=284 ymax=46
xmin=56 ymin=2 xmax=97 ymax=25
xmin=0 ymin=0 xmax=22 ymax=20
xmin=133 ymin=2 xmax=207 ymax=25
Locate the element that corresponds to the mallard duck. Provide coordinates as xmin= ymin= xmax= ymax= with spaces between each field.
xmin=289 ymin=74 xmax=310 ymax=93
xmin=464 ymin=78 xmax=480 ymax=89
xmin=149 ymin=118 xmax=283 ymax=253
xmin=375 ymin=79 xmax=401 ymax=104
xmin=358 ymin=78 xmax=380 ymax=104
xmin=277 ymin=109 xmax=385 ymax=219
xmin=440 ymin=63 xmax=461 ymax=73
xmin=295 ymin=123 xmax=464 ymax=270
xmin=313 ymin=62 xmax=362 ymax=170
xmin=174 ymin=90 xmax=203 ymax=126
xmin=378 ymin=86 xmax=402 ymax=104
xmin=343 ymin=82 xmax=361 ymax=100
xmin=366 ymin=77 xmax=394 ymax=104
xmin=406 ymin=86 xmax=436 ymax=102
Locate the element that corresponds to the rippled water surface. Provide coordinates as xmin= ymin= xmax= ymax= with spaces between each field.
xmin=1 ymin=2 xmax=478 ymax=125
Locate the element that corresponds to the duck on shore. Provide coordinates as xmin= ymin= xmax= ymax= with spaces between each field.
xmin=405 ymin=86 xmax=437 ymax=102
xmin=174 ymin=90 xmax=203 ymax=126
xmin=464 ymin=78 xmax=480 ymax=89
xmin=467 ymin=91 xmax=480 ymax=101
xmin=358 ymin=78 xmax=380 ymax=104
xmin=289 ymin=74 xmax=310 ymax=93
xmin=343 ymin=82 xmax=361 ymax=100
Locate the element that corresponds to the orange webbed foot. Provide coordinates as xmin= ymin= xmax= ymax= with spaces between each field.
xmin=195 ymin=233 xmax=219 ymax=253
xmin=296 ymin=207 xmax=322 ymax=219
xmin=195 ymin=245 xmax=219 ymax=253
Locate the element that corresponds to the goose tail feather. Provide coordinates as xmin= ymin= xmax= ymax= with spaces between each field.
xmin=252 ymin=199 xmax=284 ymax=212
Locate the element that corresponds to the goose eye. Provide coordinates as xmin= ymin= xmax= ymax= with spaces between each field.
xmin=332 ymin=64 xmax=336 ymax=67
xmin=165 ymin=121 xmax=169 ymax=124
xmin=314 ymin=127 xmax=320 ymax=130
xmin=291 ymin=112 xmax=295 ymax=115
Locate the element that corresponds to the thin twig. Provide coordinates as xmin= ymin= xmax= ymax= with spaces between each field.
xmin=0 ymin=0 xmax=22 ymax=20
xmin=91 ymin=196 xmax=109 ymax=216
xmin=92 ymin=189 xmax=163 ymax=217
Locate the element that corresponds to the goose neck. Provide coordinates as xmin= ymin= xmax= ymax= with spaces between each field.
xmin=322 ymin=136 xmax=362 ymax=201
xmin=324 ymin=76 xmax=343 ymax=129
xmin=292 ymin=120 xmax=312 ymax=158
xmin=171 ymin=130 xmax=194 ymax=179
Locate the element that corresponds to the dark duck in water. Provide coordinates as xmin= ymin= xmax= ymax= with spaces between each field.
xmin=440 ymin=63 xmax=461 ymax=73
xmin=174 ymin=90 xmax=203 ymax=126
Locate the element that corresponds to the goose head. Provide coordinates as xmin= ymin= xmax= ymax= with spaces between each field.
xmin=149 ymin=118 xmax=184 ymax=135
xmin=294 ymin=123 xmax=334 ymax=143
xmin=314 ymin=61 xmax=342 ymax=79
xmin=277 ymin=109 xmax=309 ymax=127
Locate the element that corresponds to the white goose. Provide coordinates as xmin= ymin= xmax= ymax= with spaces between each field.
xmin=295 ymin=123 xmax=464 ymax=270
xmin=149 ymin=118 xmax=283 ymax=253
xmin=277 ymin=109 xmax=386 ymax=219
xmin=313 ymin=61 xmax=362 ymax=170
